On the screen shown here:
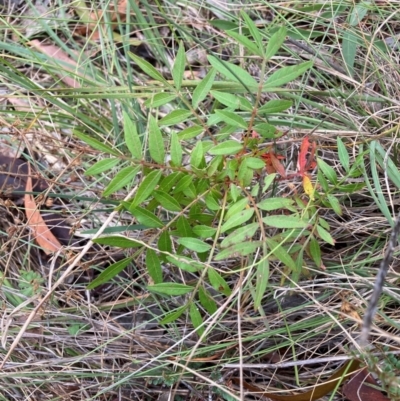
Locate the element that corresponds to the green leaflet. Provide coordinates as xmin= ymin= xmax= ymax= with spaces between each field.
xmin=257 ymin=197 xmax=294 ymax=211
xmin=208 ymin=140 xmax=243 ymax=156
xmin=153 ymin=190 xmax=182 ymax=212
xmin=130 ymin=206 xmax=164 ymax=228
xmin=190 ymin=303 xmax=205 ymax=337
xmin=159 ymin=109 xmax=192 ymax=126
xmin=131 ymin=170 xmax=162 ymax=208
xmin=317 ymin=158 xmax=338 ymax=184
xmin=190 ymin=141 xmax=204 ymax=169
xmin=86 ymin=257 xmax=133 ymax=289
xmin=265 ymin=238 xmax=297 ymax=272
xmin=103 ymin=165 xmax=140 ymax=197
xmin=208 ymin=55 xmax=258 ymax=88
xmin=215 ymin=241 xmax=263 ymax=261
xmin=264 ymin=61 xmax=313 ymax=88
xmin=85 ymin=158 xmax=120 ymax=176
xmin=192 ymin=225 xmax=217 ymax=238
xmin=254 ymin=259 xmax=269 ymax=310
xmin=265 ymin=26 xmax=287 ymax=60
xmin=123 ymin=111 xmax=142 ymax=160
xmin=215 ymin=109 xmax=247 ymax=128
xmin=170 ymin=132 xmax=182 ymax=167
xmin=160 ymin=305 xmax=187 ymax=324
xmin=74 ymin=130 xmax=121 ymax=156
xmin=220 ymin=223 xmax=259 ymax=248
xmin=198 ymin=286 xmax=217 ymax=314
xmin=211 ymin=91 xmax=252 ymax=110
xmin=225 ymin=30 xmax=263 ymax=57
xmin=241 ymin=11 xmax=263 ymax=54
xmin=144 ymin=93 xmax=177 ymax=108
xmin=221 ymin=208 xmax=254 ymax=233
xmin=129 ymin=52 xmax=168 ymax=84
xmin=148 ymin=116 xmax=165 ymax=164
xmin=146 ymin=249 xmax=163 ymax=283
xmin=263 ymin=215 xmax=308 ymax=229
xmin=172 ymin=41 xmax=185 ymax=91
xmin=337 ymin=137 xmax=350 ymax=172
xmin=258 ymin=99 xmax=293 ymax=114
xmin=317 ymin=225 xmax=335 ymax=246
xmin=93 ymin=236 xmax=143 ymax=248
xmin=177 ymin=237 xmax=212 ymax=253
xmin=192 ymin=68 xmax=216 ymax=108
xmin=147 ymin=283 xmax=194 ymax=296
xmin=167 ymin=255 xmax=202 ymax=273
xmin=208 ymin=268 xmax=231 ymax=296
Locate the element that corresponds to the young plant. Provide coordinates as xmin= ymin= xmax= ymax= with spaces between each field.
xmin=81 ymin=12 xmax=343 ymax=332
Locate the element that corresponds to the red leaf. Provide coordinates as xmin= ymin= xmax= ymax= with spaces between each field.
xmin=270 ymin=152 xmax=287 ymax=178
xmin=308 ymin=140 xmax=317 ymax=170
xmin=297 ymin=136 xmax=317 ymax=176
xmin=343 ymin=367 xmax=390 ymax=401
xmin=297 ymin=136 xmax=310 ymax=175
xmin=262 ymin=151 xmax=286 ymax=178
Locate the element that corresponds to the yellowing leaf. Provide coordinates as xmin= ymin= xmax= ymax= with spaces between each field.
xmin=303 ymin=175 xmax=315 ymax=200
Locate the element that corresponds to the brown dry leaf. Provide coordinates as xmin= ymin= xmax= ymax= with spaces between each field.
xmin=233 ymin=359 xmax=361 ymax=401
xmin=24 ymin=165 xmax=62 ymax=254
xmin=343 ymin=367 xmax=390 ymax=401
xmin=73 ymin=0 xmax=127 ymax=39
xmin=341 ymin=300 xmax=362 ymax=323
xmin=183 ymin=69 xmax=207 ymax=80
xmin=28 ymin=40 xmax=84 ymax=88
xmin=7 ymin=97 xmax=34 ymax=113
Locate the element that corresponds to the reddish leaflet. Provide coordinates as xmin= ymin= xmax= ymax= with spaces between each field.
xmin=297 ymin=136 xmax=317 ymax=175
xmin=297 ymin=136 xmax=317 ymax=199
xmin=259 ymin=135 xmax=317 ymax=198
xmin=262 ymin=151 xmax=286 ymax=177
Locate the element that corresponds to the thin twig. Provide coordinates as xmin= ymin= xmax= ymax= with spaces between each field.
xmin=359 ymin=212 xmax=400 ymax=346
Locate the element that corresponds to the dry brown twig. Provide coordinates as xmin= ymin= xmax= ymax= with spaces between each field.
xmin=360 ymin=212 xmax=400 ymax=346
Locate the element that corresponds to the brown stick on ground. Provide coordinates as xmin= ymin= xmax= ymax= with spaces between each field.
xmin=360 ymin=212 xmax=400 ymax=346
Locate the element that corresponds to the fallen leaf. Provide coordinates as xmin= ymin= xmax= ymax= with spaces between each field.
xmin=28 ymin=40 xmax=85 ymax=88
xmin=262 ymin=151 xmax=286 ymax=178
xmin=343 ymin=367 xmax=390 ymax=401
xmin=7 ymin=98 xmax=33 ymax=113
xmin=233 ymin=359 xmax=360 ymax=401
xmin=42 ymin=213 xmax=75 ymax=246
xmin=340 ymin=300 xmax=362 ymax=323
xmin=73 ymin=0 xmax=128 ymax=40
xmin=24 ymin=164 xmax=62 ymax=254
